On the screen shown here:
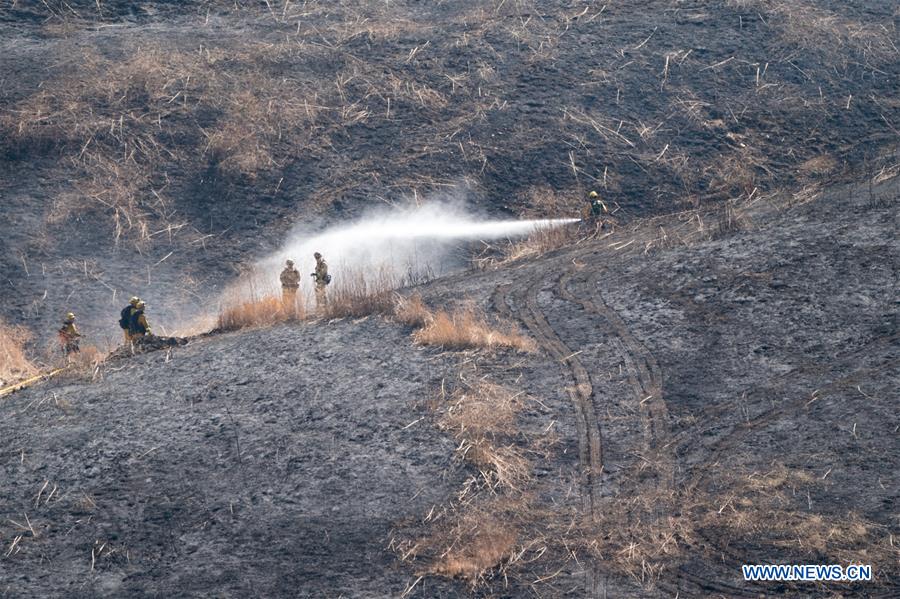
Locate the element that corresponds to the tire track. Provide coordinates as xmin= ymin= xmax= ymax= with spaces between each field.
xmin=555 ymin=246 xmax=763 ymax=598
xmin=558 ymin=246 xmax=899 ymax=597
xmin=489 ymin=225 xmax=897 ymax=597
xmin=492 ymin=269 xmax=605 ymax=599
xmin=560 ymin=266 xmax=673 ymax=490
xmin=491 ymin=277 xmax=603 ymax=517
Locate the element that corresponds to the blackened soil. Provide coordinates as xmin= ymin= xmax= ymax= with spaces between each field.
xmin=413 ymin=175 xmax=899 ymax=596
xmin=1 ymin=0 xmax=898 ymax=346
xmin=1 ymin=176 xmax=898 ymax=597
xmin=0 ymin=318 xmax=465 ymax=598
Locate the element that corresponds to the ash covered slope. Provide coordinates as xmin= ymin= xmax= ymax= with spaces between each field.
xmin=412 ymin=177 xmax=899 ymax=594
xmin=0 ymin=176 xmax=898 ymax=598
xmin=0 ymin=319 xmax=465 ymax=598
xmin=2 ymin=0 xmax=898 ymax=339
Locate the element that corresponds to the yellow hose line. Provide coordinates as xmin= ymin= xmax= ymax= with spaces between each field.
xmin=0 ymin=367 xmax=68 ymax=399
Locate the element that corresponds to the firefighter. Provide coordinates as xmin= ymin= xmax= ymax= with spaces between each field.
xmin=119 ymin=297 xmax=140 ymax=343
xmin=58 ymin=312 xmax=81 ymax=355
xmin=129 ymin=301 xmax=151 ymax=340
xmin=279 ymin=259 xmax=301 ymax=307
xmin=311 ymin=252 xmax=330 ymax=310
xmin=588 ymin=191 xmax=608 ymax=219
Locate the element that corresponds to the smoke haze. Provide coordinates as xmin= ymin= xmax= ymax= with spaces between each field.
xmin=257 ymin=202 xmax=577 ymax=294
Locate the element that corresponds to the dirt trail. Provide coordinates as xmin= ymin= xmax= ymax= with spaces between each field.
xmin=490 ymin=232 xmax=683 ymax=596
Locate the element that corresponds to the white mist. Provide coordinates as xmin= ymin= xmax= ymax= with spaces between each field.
xmin=258 ymin=202 xmax=576 ymax=292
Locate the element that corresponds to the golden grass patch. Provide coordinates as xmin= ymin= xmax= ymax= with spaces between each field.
xmin=217 ymin=294 xmax=306 ymax=331
xmin=438 ymin=382 xmax=530 ymax=491
xmin=322 ymin=269 xmax=396 ymax=320
xmin=413 ymin=305 xmax=535 ymax=352
xmin=0 ymin=318 xmax=38 ymax=386
xmin=392 ymin=292 xmax=433 ymax=328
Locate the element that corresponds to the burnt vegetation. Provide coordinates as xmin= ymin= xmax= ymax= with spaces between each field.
xmin=2 ymin=0 xmax=897 ymax=339
xmin=1 ymin=1 xmax=898 ymax=598
xmin=2 ymin=0 xmax=897 ymax=243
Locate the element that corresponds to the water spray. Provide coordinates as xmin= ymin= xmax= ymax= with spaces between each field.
xmin=259 ymin=202 xmax=578 ymax=290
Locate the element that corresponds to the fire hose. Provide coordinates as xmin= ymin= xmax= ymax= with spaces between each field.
xmin=0 ymin=367 xmax=68 ymax=399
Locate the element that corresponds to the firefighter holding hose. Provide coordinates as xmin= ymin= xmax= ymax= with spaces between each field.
xmin=58 ymin=312 xmax=81 ymax=356
xmin=311 ymin=252 xmax=330 ymax=311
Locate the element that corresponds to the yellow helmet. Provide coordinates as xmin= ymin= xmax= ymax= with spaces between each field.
xmin=588 ymin=191 xmax=598 ymax=198
xmin=65 ymin=312 xmax=75 ymax=321
xmin=130 ymin=296 xmax=140 ymax=306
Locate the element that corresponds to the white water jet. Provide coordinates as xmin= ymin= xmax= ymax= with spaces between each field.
xmin=258 ymin=202 xmax=577 ymax=291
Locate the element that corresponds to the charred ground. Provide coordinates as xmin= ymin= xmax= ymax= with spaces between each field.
xmin=1 ymin=173 xmax=897 ymax=597
xmin=1 ymin=0 xmax=898 ymax=341
xmin=1 ymin=1 xmax=899 ymax=597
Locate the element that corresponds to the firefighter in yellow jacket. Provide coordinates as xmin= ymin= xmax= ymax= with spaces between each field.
xmin=588 ymin=191 xmax=608 ymax=219
xmin=58 ymin=312 xmax=81 ymax=355
xmin=311 ymin=252 xmax=330 ymax=310
xmin=279 ymin=259 xmax=301 ymax=307
xmin=129 ymin=301 xmax=151 ymax=339
xmin=119 ymin=297 xmax=140 ymax=343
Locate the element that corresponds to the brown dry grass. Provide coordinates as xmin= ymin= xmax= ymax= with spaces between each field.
xmin=701 ymin=465 xmax=895 ymax=570
xmin=798 ymin=154 xmax=839 ymax=179
xmin=472 ymin=219 xmax=592 ymax=270
xmin=0 ymin=318 xmax=38 ymax=386
xmin=428 ymin=513 xmax=518 ymax=582
xmin=413 ymin=305 xmax=535 ymax=352
xmin=217 ymin=265 xmax=401 ymax=329
xmin=391 ymin=366 xmax=560 ymax=591
xmin=393 ymin=496 xmax=532 ymax=589
xmin=726 ymin=0 xmax=899 ymax=65
xmin=438 ymin=382 xmax=530 ymax=491
xmin=587 ymin=462 xmax=898 ymax=587
xmin=217 ymin=294 xmax=305 ymax=331
xmin=1 ymin=40 xmax=324 ymax=246
xmin=392 ymin=292 xmax=433 ymax=328
xmin=322 ymin=268 xmax=395 ymax=320
xmin=62 ymin=345 xmax=106 ymax=382
xmin=711 ymin=200 xmax=752 ymax=239
xmin=503 ymin=222 xmax=587 ymax=264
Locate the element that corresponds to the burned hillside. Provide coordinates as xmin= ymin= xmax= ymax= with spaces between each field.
xmin=1 ymin=169 xmax=897 ymax=598
xmin=1 ymin=0 xmax=898 ymax=339
xmin=1 ymin=1 xmax=899 ymax=597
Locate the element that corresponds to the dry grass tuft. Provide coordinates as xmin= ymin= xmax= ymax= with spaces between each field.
xmin=588 ymin=462 xmax=899 ymax=586
xmin=392 ymin=292 xmax=434 ymax=328
xmin=413 ymin=305 xmax=535 ymax=352
xmin=394 ymin=498 xmax=526 ymax=587
xmin=64 ymin=345 xmax=106 ymax=382
xmin=505 ymin=222 xmax=586 ymax=263
xmin=393 ymin=371 xmax=559 ymax=591
xmin=323 ymin=268 xmax=396 ymax=320
xmin=474 ymin=221 xmax=587 ymax=269
xmin=429 ymin=518 xmax=518 ymax=581
xmin=0 ymin=318 xmax=38 ymax=386
xmin=440 ymin=382 xmax=522 ymax=438
xmin=799 ymin=154 xmax=838 ymax=178
xmin=711 ymin=200 xmax=752 ymax=239
xmin=439 ymin=382 xmax=530 ymax=490
xmin=216 ymin=266 xmax=418 ymax=331
xmin=728 ymin=0 xmax=899 ymax=64
xmin=217 ymin=294 xmax=305 ymax=331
